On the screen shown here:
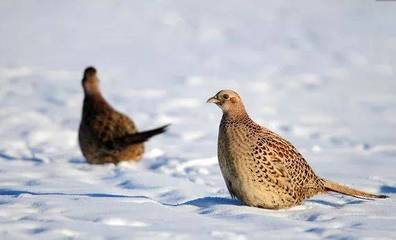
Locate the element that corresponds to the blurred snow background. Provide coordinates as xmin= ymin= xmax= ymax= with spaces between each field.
xmin=0 ymin=1 xmax=395 ymax=239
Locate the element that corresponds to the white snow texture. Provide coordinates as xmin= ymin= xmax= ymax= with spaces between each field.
xmin=0 ymin=1 xmax=395 ymax=239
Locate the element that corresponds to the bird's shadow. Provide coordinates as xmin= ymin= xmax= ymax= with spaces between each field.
xmin=305 ymin=198 xmax=364 ymax=209
xmin=68 ymin=157 xmax=86 ymax=165
xmin=380 ymin=185 xmax=396 ymax=194
xmin=0 ymin=189 xmax=151 ymax=201
xmin=0 ymin=152 xmax=44 ymax=164
xmin=0 ymin=189 xmax=242 ymax=209
xmin=180 ymin=196 xmax=242 ymax=208
xmin=1 ymin=188 xmax=387 ymax=211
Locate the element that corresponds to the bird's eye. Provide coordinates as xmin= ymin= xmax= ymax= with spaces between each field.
xmin=223 ymin=94 xmax=229 ymax=99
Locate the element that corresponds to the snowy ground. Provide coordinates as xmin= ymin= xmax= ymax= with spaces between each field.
xmin=1 ymin=1 xmax=396 ymax=239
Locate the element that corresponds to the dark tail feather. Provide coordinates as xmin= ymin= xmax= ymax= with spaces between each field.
xmin=321 ymin=179 xmax=388 ymax=199
xmin=113 ymin=124 xmax=169 ymax=148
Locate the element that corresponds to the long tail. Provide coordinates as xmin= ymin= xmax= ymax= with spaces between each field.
xmin=110 ymin=124 xmax=170 ymax=149
xmin=321 ymin=179 xmax=388 ymax=199
xmin=124 ymin=124 xmax=170 ymax=144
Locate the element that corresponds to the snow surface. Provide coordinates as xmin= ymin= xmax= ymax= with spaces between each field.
xmin=1 ymin=1 xmax=396 ymax=239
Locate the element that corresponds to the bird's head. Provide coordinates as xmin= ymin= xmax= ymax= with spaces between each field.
xmin=82 ymin=66 xmax=100 ymax=94
xmin=207 ymin=89 xmax=246 ymax=116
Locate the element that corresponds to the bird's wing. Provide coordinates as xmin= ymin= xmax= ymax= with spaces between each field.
xmin=259 ymin=131 xmax=321 ymax=195
xmin=91 ymin=111 xmax=138 ymax=150
xmin=251 ymin=136 xmax=293 ymax=190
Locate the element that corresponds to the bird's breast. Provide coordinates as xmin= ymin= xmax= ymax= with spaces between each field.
xmin=218 ymin=124 xmax=254 ymax=180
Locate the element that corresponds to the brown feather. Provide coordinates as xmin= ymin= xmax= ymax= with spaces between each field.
xmin=210 ymin=89 xmax=387 ymax=209
xmin=78 ymin=67 xmax=168 ymax=164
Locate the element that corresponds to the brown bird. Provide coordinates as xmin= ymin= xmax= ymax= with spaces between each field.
xmin=207 ymin=89 xmax=387 ymax=209
xmin=78 ymin=67 xmax=169 ymax=164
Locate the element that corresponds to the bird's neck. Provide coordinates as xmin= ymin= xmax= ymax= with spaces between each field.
xmin=82 ymin=91 xmax=111 ymax=117
xmin=83 ymin=82 xmax=101 ymax=96
xmin=222 ymin=108 xmax=250 ymax=123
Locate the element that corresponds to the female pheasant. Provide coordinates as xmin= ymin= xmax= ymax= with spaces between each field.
xmin=207 ymin=89 xmax=387 ymax=209
xmin=79 ymin=67 xmax=168 ymax=164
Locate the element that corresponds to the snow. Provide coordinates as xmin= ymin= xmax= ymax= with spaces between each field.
xmin=0 ymin=1 xmax=395 ymax=239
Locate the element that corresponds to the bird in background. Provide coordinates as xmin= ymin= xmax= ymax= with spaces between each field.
xmin=207 ymin=89 xmax=387 ymax=209
xmin=78 ymin=67 xmax=169 ymax=164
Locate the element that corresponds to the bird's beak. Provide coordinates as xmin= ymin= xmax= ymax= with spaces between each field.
xmin=207 ymin=96 xmax=220 ymax=104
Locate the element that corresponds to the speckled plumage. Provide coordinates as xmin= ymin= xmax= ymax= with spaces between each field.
xmin=79 ymin=67 xmax=168 ymax=164
xmin=208 ymin=90 xmax=387 ymax=209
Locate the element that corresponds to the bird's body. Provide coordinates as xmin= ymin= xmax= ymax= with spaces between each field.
xmin=218 ymin=113 xmax=324 ymax=209
xmin=79 ymin=93 xmax=145 ymax=164
xmin=79 ymin=67 xmax=168 ymax=164
xmin=208 ymin=89 xmax=387 ymax=209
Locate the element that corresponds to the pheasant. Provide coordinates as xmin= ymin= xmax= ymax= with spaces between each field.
xmin=207 ymin=89 xmax=387 ymax=209
xmin=79 ymin=67 xmax=168 ymax=164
